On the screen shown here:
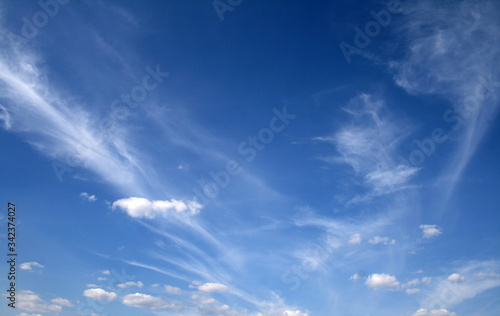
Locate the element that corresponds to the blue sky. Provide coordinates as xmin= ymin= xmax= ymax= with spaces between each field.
xmin=0 ymin=0 xmax=499 ymax=315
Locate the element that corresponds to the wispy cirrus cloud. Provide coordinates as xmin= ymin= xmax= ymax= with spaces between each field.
xmin=315 ymin=94 xmax=418 ymax=204
xmin=389 ymin=0 xmax=500 ymax=202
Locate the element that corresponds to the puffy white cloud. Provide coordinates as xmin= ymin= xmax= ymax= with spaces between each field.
xmin=18 ymin=290 xmax=62 ymax=313
xmin=283 ymin=311 xmax=309 ymax=316
xmin=368 ymin=236 xmax=395 ymax=245
xmin=420 ymin=224 xmax=442 ymax=239
xmin=122 ymin=293 xmax=175 ymax=309
xmin=80 ymin=192 xmax=97 ymax=202
xmin=50 ymin=297 xmax=74 ymax=307
xmin=413 ymin=309 xmax=457 ymax=316
xmin=18 ymin=313 xmax=43 ymax=316
xmin=83 ymin=288 xmax=117 ymax=301
xmin=19 ymin=262 xmax=44 ymax=271
xmin=112 ymin=197 xmax=202 ymax=219
xmin=365 ymin=273 xmax=400 ymax=289
xmin=101 ymin=270 xmax=110 ymax=275
xmin=422 ymin=277 xmax=432 ymax=284
xmin=348 ymin=233 xmax=362 ymax=244
xmin=164 ymin=285 xmax=182 ymax=294
xmin=447 ymin=273 xmax=465 ymax=283
xmin=406 ymin=288 xmax=421 ymax=294
xmin=198 ymin=282 xmax=228 ymax=292
xmin=117 ymin=281 xmax=144 ymax=289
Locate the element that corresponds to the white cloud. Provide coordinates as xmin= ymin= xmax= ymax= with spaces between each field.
xmin=164 ymin=285 xmax=182 ymax=294
xmin=101 ymin=270 xmax=110 ymax=275
xmin=403 ymin=279 xmax=420 ymax=288
xmin=50 ymin=297 xmax=74 ymax=307
xmin=473 ymin=271 xmax=500 ymax=279
xmin=406 ymin=288 xmax=421 ymax=294
xmin=80 ymin=192 xmax=97 ymax=202
xmin=389 ymin=0 xmax=500 ymax=203
xmin=421 ymin=261 xmax=500 ymax=309
xmin=316 ymin=94 xmax=419 ymax=203
xmin=350 ymin=274 xmax=362 ymax=281
xmin=447 ymin=273 xmax=465 ymax=283
xmin=420 ymin=224 xmax=442 ymax=239
xmin=422 ymin=277 xmax=432 ymax=284
xmin=112 ymin=197 xmax=202 ymax=219
xmin=97 ymin=277 xmax=107 ymax=281
xmin=0 ymin=103 xmax=11 ymax=129
xmin=284 ymin=311 xmax=309 ymax=316
xmin=19 ymin=262 xmax=44 ymax=271
xmin=117 ymin=281 xmax=144 ymax=289
xmin=86 ymin=284 xmax=99 ymax=288
xmin=198 ymin=282 xmax=228 ymax=293
xmin=122 ymin=293 xmax=175 ymax=309
xmin=348 ymin=233 xmax=362 ymax=244
xmin=368 ymin=236 xmax=395 ymax=245
xmin=365 ymin=273 xmax=400 ymax=289
xmin=83 ymin=288 xmax=117 ymax=301
xmin=413 ymin=309 xmax=457 ymax=316
xmin=18 ymin=291 xmax=62 ymax=313
xmin=18 ymin=313 xmax=43 ymax=316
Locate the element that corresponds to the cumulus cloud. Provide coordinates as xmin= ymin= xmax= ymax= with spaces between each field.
xmin=80 ymin=192 xmax=97 ymax=202
xmin=284 ymin=311 xmax=310 ymax=316
xmin=447 ymin=273 xmax=465 ymax=283
xmin=406 ymin=288 xmax=421 ymax=294
xmin=422 ymin=277 xmax=432 ymax=284
xmin=112 ymin=197 xmax=202 ymax=219
xmin=368 ymin=236 xmax=395 ymax=245
xmin=365 ymin=273 xmax=400 ymax=289
xmin=198 ymin=282 xmax=228 ymax=293
xmin=19 ymin=262 xmax=44 ymax=271
xmin=117 ymin=281 xmax=144 ymax=289
xmin=18 ymin=291 xmax=62 ymax=314
xmin=122 ymin=293 xmax=175 ymax=309
xmin=83 ymin=288 xmax=117 ymax=301
xmin=164 ymin=285 xmax=182 ymax=294
xmin=50 ymin=297 xmax=74 ymax=307
xmin=348 ymin=233 xmax=362 ymax=244
xmin=420 ymin=224 xmax=442 ymax=239
xmin=413 ymin=309 xmax=457 ymax=316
